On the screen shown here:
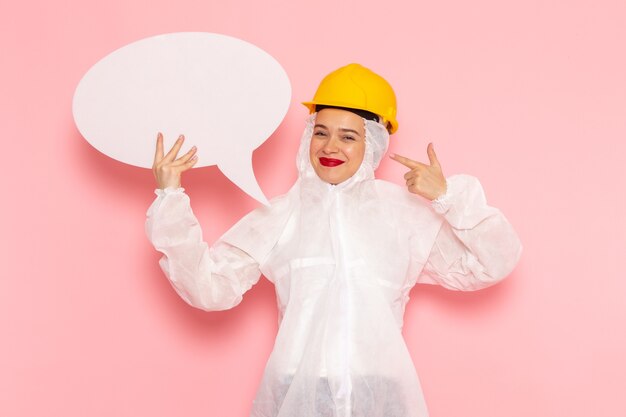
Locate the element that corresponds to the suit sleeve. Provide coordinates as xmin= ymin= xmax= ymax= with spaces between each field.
xmin=417 ymin=174 xmax=523 ymax=291
xmin=145 ymin=187 xmax=261 ymax=311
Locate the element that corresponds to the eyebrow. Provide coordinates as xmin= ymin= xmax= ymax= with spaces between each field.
xmin=314 ymin=124 xmax=363 ymax=137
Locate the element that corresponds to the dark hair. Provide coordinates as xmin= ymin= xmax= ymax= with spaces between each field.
xmin=315 ymin=105 xmax=380 ymax=123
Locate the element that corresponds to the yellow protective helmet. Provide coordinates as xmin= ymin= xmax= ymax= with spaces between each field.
xmin=302 ymin=63 xmax=398 ymax=134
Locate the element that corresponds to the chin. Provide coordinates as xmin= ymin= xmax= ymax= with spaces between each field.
xmin=321 ymin=174 xmax=349 ymax=185
xmin=313 ymin=165 xmax=355 ymax=185
xmin=315 ymin=170 xmax=340 ymax=184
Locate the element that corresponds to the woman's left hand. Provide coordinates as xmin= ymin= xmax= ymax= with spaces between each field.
xmin=390 ymin=143 xmax=447 ymax=201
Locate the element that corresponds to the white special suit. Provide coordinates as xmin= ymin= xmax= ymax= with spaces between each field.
xmin=145 ymin=114 xmax=523 ymax=417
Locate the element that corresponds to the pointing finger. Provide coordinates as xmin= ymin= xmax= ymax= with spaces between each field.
xmin=390 ymin=153 xmax=427 ymax=169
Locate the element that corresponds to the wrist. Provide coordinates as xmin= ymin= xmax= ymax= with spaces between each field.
xmin=431 ymin=178 xmax=452 ymax=214
xmin=432 ymin=181 xmax=448 ymax=201
xmin=158 ymin=180 xmax=181 ymax=190
xmin=155 ymin=186 xmax=185 ymax=197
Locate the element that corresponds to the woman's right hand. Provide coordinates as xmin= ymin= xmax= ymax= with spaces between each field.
xmin=152 ymin=132 xmax=198 ymax=189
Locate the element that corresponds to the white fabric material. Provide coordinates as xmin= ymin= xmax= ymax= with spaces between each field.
xmin=145 ymin=113 xmax=523 ymax=417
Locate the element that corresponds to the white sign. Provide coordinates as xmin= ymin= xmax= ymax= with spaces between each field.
xmin=73 ymin=32 xmax=292 ymax=205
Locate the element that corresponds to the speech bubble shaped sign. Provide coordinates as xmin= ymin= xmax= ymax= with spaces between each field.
xmin=72 ymin=32 xmax=291 ymax=205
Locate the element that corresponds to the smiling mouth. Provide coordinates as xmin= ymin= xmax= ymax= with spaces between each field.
xmin=319 ymin=157 xmax=345 ymax=167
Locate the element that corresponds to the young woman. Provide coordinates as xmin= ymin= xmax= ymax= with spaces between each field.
xmin=146 ymin=63 xmax=523 ymax=417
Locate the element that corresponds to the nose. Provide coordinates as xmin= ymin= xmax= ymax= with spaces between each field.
xmin=321 ymin=135 xmax=339 ymax=154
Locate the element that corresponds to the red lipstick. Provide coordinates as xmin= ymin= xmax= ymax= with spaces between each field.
xmin=319 ymin=157 xmax=345 ymax=167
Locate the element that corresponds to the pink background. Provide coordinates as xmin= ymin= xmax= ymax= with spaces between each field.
xmin=2 ymin=0 xmax=625 ymax=416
